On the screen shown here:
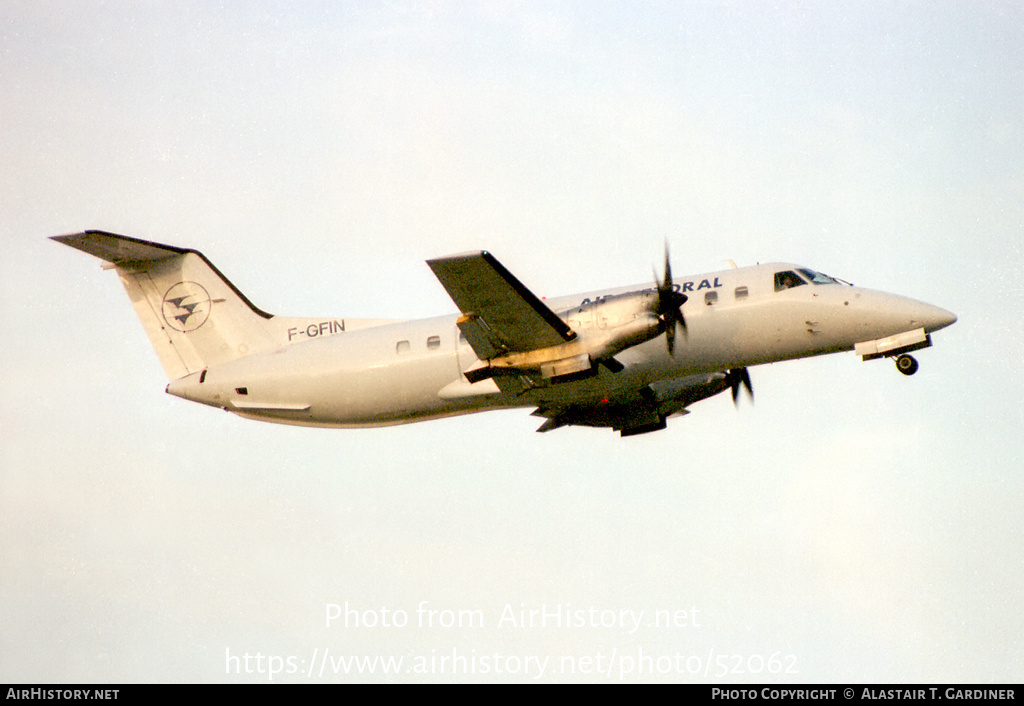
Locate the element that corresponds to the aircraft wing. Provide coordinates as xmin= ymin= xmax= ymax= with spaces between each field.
xmin=427 ymin=251 xmax=575 ymax=360
xmin=531 ymin=371 xmax=744 ymax=436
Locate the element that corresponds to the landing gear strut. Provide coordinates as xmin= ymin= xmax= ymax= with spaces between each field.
xmin=895 ymin=354 xmax=919 ymax=376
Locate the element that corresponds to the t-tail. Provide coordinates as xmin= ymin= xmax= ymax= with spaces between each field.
xmin=52 ymin=230 xmax=278 ymax=380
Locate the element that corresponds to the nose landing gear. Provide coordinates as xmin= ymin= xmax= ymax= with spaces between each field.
xmin=895 ymin=354 xmax=919 ymax=376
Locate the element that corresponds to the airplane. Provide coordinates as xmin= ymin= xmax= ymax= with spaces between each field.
xmin=52 ymin=230 xmax=957 ymax=436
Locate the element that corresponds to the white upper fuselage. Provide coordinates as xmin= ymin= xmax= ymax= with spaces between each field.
xmin=165 ymin=261 xmax=957 ymax=428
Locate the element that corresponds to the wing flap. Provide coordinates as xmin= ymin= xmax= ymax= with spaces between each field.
xmin=428 ymin=251 xmax=574 ymax=357
xmin=456 ymin=313 xmax=506 ymax=360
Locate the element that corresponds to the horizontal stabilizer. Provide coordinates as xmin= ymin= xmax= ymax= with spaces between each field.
xmin=52 ymin=230 xmax=189 ymax=264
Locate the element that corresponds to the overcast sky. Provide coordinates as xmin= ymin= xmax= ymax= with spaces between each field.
xmin=2 ymin=1 xmax=1022 ymax=683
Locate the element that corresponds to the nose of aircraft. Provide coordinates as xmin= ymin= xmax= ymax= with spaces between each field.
xmin=921 ymin=303 xmax=957 ymax=333
xmin=864 ymin=291 xmax=958 ymax=334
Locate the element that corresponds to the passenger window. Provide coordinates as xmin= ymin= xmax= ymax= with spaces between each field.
xmin=705 ymin=291 xmax=719 ymax=306
xmin=774 ymin=271 xmax=807 ymax=292
xmin=396 ymin=340 xmax=410 ymax=354
xmin=735 ymin=286 xmax=748 ymax=300
xmin=427 ymin=335 xmax=441 ymax=349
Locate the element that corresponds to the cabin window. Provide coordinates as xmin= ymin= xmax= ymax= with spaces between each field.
xmin=396 ymin=340 xmax=410 ymax=354
xmin=735 ymin=286 xmax=749 ymax=300
xmin=427 ymin=335 xmax=441 ymax=349
xmin=774 ymin=270 xmax=807 ymax=292
xmin=705 ymin=291 xmax=719 ymax=306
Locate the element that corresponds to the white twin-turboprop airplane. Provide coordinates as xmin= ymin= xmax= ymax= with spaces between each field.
xmin=54 ymin=230 xmax=957 ymax=436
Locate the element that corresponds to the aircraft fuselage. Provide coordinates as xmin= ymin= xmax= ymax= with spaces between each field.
xmin=164 ymin=261 xmax=956 ymax=429
xmin=52 ymin=232 xmax=955 ymax=435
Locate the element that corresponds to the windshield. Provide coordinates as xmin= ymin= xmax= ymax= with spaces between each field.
xmin=797 ymin=268 xmax=842 ymax=285
xmin=774 ymin=270 xmax=807 ymax=291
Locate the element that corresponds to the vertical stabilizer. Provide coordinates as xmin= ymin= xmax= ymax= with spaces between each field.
xmin=53 ymin=231 xmax=277 ymax=380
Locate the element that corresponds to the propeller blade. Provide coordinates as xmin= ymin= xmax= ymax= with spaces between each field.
xmin=726 ymin=368 xmax=754 ymax=405
xmin=655 ymin=244 xmax=687 ymax=356
xmin=672 ymin=290 xmax=688 ymax=335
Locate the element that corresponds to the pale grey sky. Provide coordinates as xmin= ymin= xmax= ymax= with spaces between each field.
xmin=2 ymin=1 xmax=1021 ymax=682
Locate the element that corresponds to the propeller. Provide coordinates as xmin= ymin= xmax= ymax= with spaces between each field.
xmin=725 ymin=367 xmax=754 ymax=405
xmin=654 ymin=247 xmax=688 ymax=356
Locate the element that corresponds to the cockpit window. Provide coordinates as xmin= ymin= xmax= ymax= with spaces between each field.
xmin=797 ymin=268 xmax=840 ymax=285
xmin=774 ymin=270 xmax=807 ymax=292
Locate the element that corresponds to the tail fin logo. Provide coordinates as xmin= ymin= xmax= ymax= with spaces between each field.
xmin=162 ymin=281 xmax=212 ymax=332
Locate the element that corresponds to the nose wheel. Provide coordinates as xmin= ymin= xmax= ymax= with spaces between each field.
xmin=895 ymin=354 xmax=919 ymax=376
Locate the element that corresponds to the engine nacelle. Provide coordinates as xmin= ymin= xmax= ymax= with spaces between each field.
xmin=648 ymin=372 xmax=730 ymax=408
xmin=563 ymin=290 xmax=667 ymax=358
xmin=464 ymin=290 xmax=666 ymax=383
